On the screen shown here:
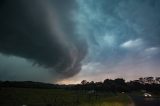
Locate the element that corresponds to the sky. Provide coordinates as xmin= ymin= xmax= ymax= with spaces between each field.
xmin=0 ymin=0 xmax=160 ymax=84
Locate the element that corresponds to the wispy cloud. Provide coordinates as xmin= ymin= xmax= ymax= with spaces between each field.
xmin=144 ymin=47 xmax=160 ymax=57
xmin=145 ymin=47 xmax=159 ymax=52
xmin=120 ymin=38 xmax=144 ymax=49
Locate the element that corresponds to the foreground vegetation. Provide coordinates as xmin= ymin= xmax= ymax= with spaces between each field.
xmin=0 ymin=87 xmax=132 ymax=106
xmin=0 ymin=78 xmax=159 ymax=106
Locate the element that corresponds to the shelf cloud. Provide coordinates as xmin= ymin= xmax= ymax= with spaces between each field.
xmin=0 ymin=0 xmax=87 ymax=79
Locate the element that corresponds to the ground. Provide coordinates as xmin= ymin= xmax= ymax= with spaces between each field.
xmin=0 ymin=87 xmax=133 ymax=106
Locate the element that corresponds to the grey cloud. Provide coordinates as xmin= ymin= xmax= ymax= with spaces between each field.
xmin=1 ymin=0 xmax=160 ymax=82
xmin=0 ymin=0 xmax=87 ymax=78
xmin=0 ymin=54 xmax=54 ymax=82
xmin=73 ymin=0 xmax=160 ymax=81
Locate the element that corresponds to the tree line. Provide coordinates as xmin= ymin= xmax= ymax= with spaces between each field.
xmin=0 ymin=78 xmax=160 ymax=92
xmin=72 ymin=78 xmax=160 ymax=92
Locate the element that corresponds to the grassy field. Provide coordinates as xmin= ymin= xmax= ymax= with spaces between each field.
xmin=0 ymin=87 xmax=133 ymax=106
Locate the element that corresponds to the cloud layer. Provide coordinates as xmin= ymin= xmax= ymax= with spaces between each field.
xmin=0 ymin=0 xmax=87 ymax=79
xmin=0 ymin=0 xmax=160 ymax=83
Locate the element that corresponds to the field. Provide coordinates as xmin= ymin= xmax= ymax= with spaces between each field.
xmin=0 ymin=87 xmax=133 ymax=106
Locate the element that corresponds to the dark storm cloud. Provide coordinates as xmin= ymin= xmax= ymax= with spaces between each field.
xmin=0 ymin=0 xmax=87 ymax=78
xmin=0 ymin=54 xmax=55 ymax=82
xmin=1 ymin=0 xmax=160 ymax=83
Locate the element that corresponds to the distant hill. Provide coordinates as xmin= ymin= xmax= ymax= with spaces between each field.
xmin=0 ymin=81 xmax=61 ymax=89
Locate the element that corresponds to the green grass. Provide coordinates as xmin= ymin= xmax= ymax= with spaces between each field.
xmin=0 ymin=87 xmax=132 ymax=106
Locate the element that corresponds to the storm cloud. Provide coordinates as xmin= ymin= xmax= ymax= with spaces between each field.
xmin=0 ymin=0 xmax=160 ymax=83
xmin=0 ymin=0 xmax=87 ymax=78
xmin=60 ymin=0 xmax=160 ymax=83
